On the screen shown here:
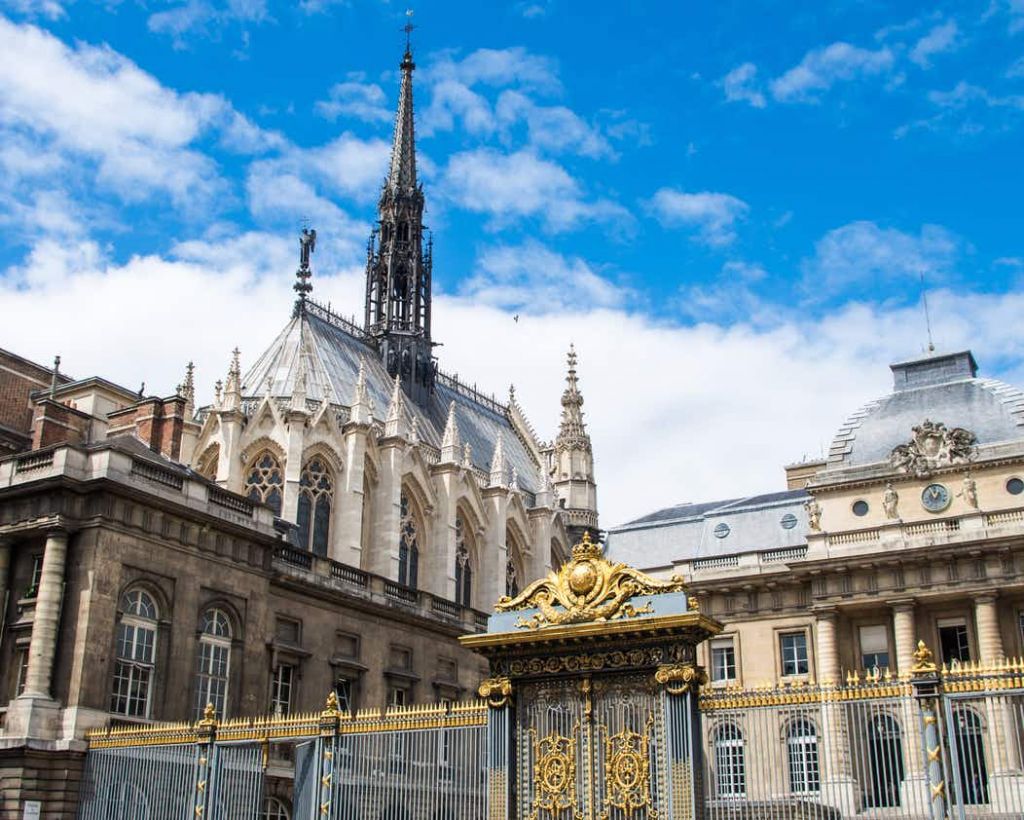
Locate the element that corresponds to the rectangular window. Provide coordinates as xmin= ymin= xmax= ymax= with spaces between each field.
xmin=15 ymin=647 xmax=29 ymax=696
xmin=274 ymin=617 xmax=301 ymax=646
xmin=388 ymin=686 xmax=407 ymax=708
xmin=938 ymin=620 xmax=971 ymax=664
xmin=26 ymin=554 xmax=43 ymax=598
xmin=194 ymin=640 xmax=231 ymax=721
xmin=859 ymin=625 xmax=890 ymax=671
xmin=388 ymin=646 xmax=412 ymax=670
xmin=710 ymin=638 xmax=737 ymax=683
xmin=270 ymin=664 xmax=294 ymax=715
xmin=334 ymin=677 xmax=352 ymax=713
xmin=780 ymin=631 xmax=809 ymax=677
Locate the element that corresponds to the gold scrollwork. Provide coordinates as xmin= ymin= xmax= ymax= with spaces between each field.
xmin=498 ymin=531 xmax=687 ymax=629
xmin=600 ymin=725 xmax=656 ymax=820
xmin=478 ymin=676 xmax=513 ymax=708
xmin=530 ymin=731 xmax=582 ymax=820
xmin=654 ymin=664 xmax=707 ymax=695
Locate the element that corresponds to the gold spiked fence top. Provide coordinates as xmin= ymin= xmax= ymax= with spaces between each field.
xmin=86 ymin=694 xmax=488 ymax=749
xmin=700 ymin=642 xmax=1024 ymax=711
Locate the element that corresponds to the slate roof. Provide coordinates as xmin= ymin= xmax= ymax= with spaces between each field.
xmin=240 ymin=307 xmax=541 ymax=497
xmin=827 ymin=351 xmax=1024 ymax=467
xmin=606 ymin=489 xmax=810 ymax=569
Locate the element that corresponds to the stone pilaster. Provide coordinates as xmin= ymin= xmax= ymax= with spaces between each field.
xmin=974 ymin=593 xmax=1004 ymax=665
xmin=335 ymin=423 xmax=369 ymax=566
xmin=22 ymin=528 xmax=69 ymax=699
xmin=368 ymin=442 xmax=404 ymax=580
xmin=481 ymin=487 xmax=509 ymax=610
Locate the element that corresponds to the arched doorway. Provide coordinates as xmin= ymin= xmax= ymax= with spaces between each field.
xmin=951 ymin=707 xmax=989 ymax=805
xmin=865 ymin=713 xmax=904 ymax=808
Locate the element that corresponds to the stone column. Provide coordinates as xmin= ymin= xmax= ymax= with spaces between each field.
xmin=815 ymin=608 xmax=839 ymax=685
xmin=974 ymin=593 xmax=1004 ymax=665
xmin=891 ymin=600 xmax=916 ymax=676
xmin=22 ymin=528 xmax=69 ymax=699
xmin=0 ymin=537 xmax=11 ymax=606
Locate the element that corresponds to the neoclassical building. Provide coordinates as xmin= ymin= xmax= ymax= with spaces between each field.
xmin=0 ymin=40 xmax=598 ymax=817
xmin=610 ymin=349 xmax=1024 ymax=685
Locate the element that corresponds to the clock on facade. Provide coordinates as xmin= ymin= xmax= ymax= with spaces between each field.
xmin=921 ymin=483 xmax=952 ymax=513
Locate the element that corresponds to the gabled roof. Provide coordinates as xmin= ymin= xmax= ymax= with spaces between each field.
xmin=240 ymin=308 xmax=541 ymax=496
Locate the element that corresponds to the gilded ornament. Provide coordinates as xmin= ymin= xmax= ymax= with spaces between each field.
xmin=654 ymin=664 xmax=708 ymax=695
xmin=529 ymin=731 xmax=581 ymax=820
xmin=912 ymin=640 xmax=937 ymax=675
xmin=478 ymin=676 xmax=513 ymax=708
xmin=498 ymin=531 xmax=686 ymax=629
xmin=600 ymin=724 xmax=656 ymax=820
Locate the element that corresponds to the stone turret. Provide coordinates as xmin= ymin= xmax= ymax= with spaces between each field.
xmin=551 ymin=344 xmax=599 ymax=542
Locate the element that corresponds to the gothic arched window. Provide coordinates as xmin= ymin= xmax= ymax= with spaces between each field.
xmin=454 ymin=514 xmax=472 ymax=608
xmin=787 ymin=718 xmax=820 ymax=794
xmin=194 ymin=608 xmax=232 ymax=720
xmin=713 ymin=723 xmax=746 ymax=798
xmin=399 ymin=490 xmax=419 ymax=589
xmin=245 ymin=451 xmax=283 ymax=516
xmin=297 ymin=457 xmax=333 ymax=556
xmin=111 ymin=588 xmax=159 ymax=718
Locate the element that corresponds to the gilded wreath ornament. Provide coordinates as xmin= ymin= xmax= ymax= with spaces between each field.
xmin=496 ymin=531 xmax=687 ymax=630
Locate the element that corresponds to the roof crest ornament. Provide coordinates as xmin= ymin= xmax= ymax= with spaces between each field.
xmin=385 ymin=374 xmax=408 ymax=437
xmin=496 ymin=531 xmax=687 ymax=629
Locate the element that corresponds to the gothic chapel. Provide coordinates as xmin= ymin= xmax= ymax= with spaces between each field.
xmin=188 ymin=42 xmax=598 ymax=609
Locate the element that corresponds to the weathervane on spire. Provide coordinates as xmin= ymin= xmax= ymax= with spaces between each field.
xmin=403 ymin=9 xmax=415 ymax=51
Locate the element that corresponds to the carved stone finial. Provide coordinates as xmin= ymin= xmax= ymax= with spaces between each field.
xmin=489 ymin=436 xmax=506 ymax=487
xmin=440 ymin=401 xmax=461 ymax=463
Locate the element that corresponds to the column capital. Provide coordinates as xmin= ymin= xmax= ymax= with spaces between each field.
xmin=812 ymin=606 xmax=838 ymax=621
xmin=974 ymin=592 xmax=998 ymax=605
xmin=888 ymin=597 xmax=916 ymax=612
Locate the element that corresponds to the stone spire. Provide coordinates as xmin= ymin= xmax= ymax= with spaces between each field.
xmin=440 ymin=401 xmax=461 ymax=463
xmin=552 ymin=344 xmax=598 ymax=541
xmin=349 ymin=357 xmax=372 ymax=425
xmin=364 ymin=38 xmax=434 ymax=405
xmin=223 ymin=347 xmax=242 ymax=411
xmin=181 ymin=361 xmax=195 ymax=416
xmin=385 ymin=374 xmax=409 ymax=438
xmin=489 ymin=435 xmax=506 ymax=487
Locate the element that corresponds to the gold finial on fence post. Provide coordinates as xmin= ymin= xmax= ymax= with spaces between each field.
xmin=912 ymin=640 xmax=937 ymax=675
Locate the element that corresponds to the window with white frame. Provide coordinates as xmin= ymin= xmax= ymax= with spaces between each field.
xmin=14 ymin=646 xmax=29 ymax=696
xmin=334 ymin=677 xmax=353 ymax=713
xmin=710 ymin=638 xmax=737 ymax=683
xmin=787 ymin=718 xmax=820 ymax=794
xmin=713 ymin=723 xmax=746 ymax=797
xmin=938 ymin=618 xmax=971 ymax=664
xmin=270 ymin=664 xmax=294 ymax=716
xmin=261 ymin=796 xmax=290 ymax=820
xmin=111 ymin=588 xmax=159 ymax=718
xmin=388 ymin=685 xmax=407 ymax=708
xmin=859 ymin=624 xmax=890 ymax=672
xmin=26 ymin=554 xmax=43 ymax=598
xmin=780 ymin=631 xmax=809 ymax=677
xmin=194 ymin=608 xmax=232 ymax=720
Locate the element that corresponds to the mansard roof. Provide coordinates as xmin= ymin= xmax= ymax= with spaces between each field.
xmin=239 ymin=304 xmax=541 ymax=497
xmin=826 ymin=350 xmax=1024 ymax=468
xmin=606 ymin=489 xmax=809 ymax=569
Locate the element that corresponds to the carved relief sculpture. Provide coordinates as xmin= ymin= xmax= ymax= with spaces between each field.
xmin=889 ymin=419 xmax=977 ymax=478
xmin=804 ymin=497 xmax=822 ymax=531
xmin=961 ymin=472 xmax=978 ymax=509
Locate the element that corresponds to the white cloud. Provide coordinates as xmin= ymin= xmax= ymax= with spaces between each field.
xmin=909 ymin=20 xmax=959 ymax=68
xmin=6 ymin=230 xmax=1024 ymax=527
xmin=771 ymin=42 xmax=894 ymax=103
xmin=441 ymin=148 xmax=630 ymax=232
xmin=0 ymin=17 xmax=281 ymax=210
xmin=802 ymin=220 xmax=961 ymax=292
xmin=148 ymin=0 xmax=269 ymax=43
xmin=460 ymin=240 xmax=627 ymax=312
xmin=647 ymin=188 xmax=749 ymax=247
xmin=896 ymin=82 xmax=1024 ymax=136
xmin=428 ymin=47 xmax=560 ymax=94
xmin=316 ymin=80 xmax=392 ymax=123
xmin=1 ymin=0 xmax=66 ymax=18
xmin=494 ymin=90 xmax=614 ymax=158
xmin=720 ymin=62 xmax=766 ymax=108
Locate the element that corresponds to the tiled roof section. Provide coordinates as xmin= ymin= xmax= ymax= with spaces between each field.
xmin=826 ymin=377 xmax=1024 ymax=468
xmin=240 ymin=311 xmax=540 ymax=495
xmin=607 ymin=489 xmax=810 ymax=569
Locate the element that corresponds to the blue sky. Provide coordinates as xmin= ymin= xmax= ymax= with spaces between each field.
xmin=2 ymin=0 xmax=1024 ymax=523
